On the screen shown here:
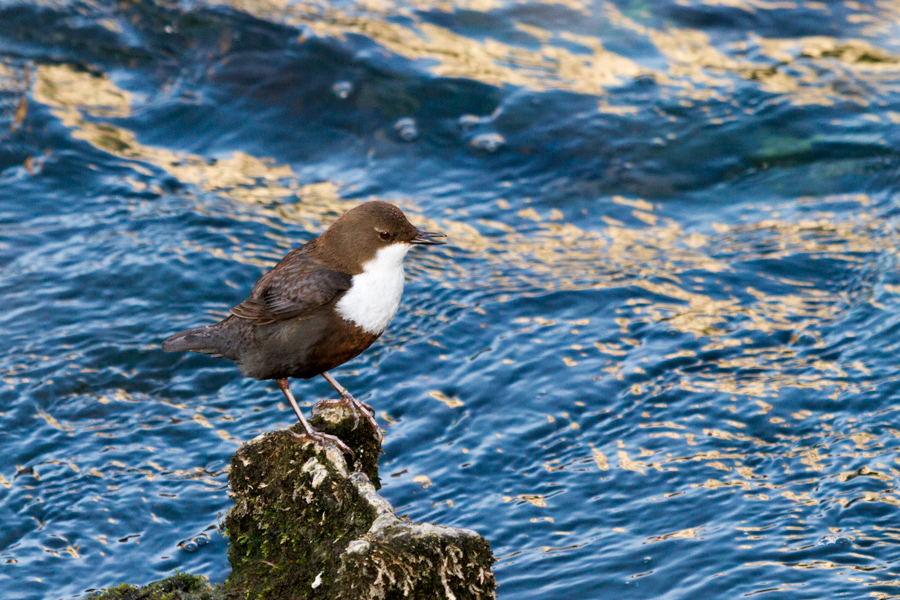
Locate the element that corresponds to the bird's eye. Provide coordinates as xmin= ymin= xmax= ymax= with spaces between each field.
xmin=379 ymin=231 xmax=391 ymax=241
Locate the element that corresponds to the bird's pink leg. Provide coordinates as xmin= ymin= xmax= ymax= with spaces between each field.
xmin=314 ymin=372 xmax=382 ymax=441
xmin=277 ymin=378 xmax=354 ymax=458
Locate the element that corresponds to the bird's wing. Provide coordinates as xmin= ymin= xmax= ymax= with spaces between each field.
xmin=230 ymin=249 xmax=352 ymax=325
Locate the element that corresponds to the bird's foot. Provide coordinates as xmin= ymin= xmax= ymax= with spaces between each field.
xmin=286 ymin=428 xmax=355 ymax=460
xmin=313 ymin=394 xmax=382 ymax=442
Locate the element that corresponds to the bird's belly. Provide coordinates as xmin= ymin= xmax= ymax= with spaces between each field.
xmin=234 ymin=311 xmax=380 ymax=380
xmin=296 ymin=316 xmax=381 ymax=378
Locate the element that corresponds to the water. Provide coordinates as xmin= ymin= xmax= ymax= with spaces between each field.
xmin=2 ymin=0 xmax=900 ymax=598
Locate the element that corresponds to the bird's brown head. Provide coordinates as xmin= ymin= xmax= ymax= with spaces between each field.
xmin=318 ymin=201 xmax=446 ymax=273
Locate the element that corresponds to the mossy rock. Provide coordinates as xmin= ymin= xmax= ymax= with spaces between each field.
xmin=223 ymin=429 xmax=378 ymax=598
xmin=224 ymin=402 xmax=496 ymax=599
xmin=87 ymin=400 xmax=496 ymax=600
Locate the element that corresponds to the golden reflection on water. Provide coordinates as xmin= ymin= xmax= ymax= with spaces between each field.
xmin=603 ymin=3 xmax=900 ymax=106
xmin=19 ymin=45 xmax=896 ymax=408
xmin=31 ymin=64 xmax=365 ymax=242
xmin=18 ymin=8 xmax=900 ymax=591
xmin=698 ymin=0 xmax=801 ymax=11
xmin=206 ymin=0 xmax=642 ymax=92
xmin=203 ymin=0 xmax=900 ymax=107
xmin=33 ymin=64 xmax=130 ymax=118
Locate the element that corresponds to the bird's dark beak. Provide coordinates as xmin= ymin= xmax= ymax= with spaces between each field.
xmin=410 ymin=229 xmax=447 ymax=245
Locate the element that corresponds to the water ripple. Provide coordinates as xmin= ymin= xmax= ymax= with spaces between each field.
xmin=3 ymin=0 xmax=900 ymax=598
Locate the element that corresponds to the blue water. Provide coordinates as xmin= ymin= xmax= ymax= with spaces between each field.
xmin=3 ymin=1 xmax=900 ymax=598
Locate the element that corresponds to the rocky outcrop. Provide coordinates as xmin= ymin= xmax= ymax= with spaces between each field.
xmin=91 ymin=402 xmax=496 ymax=600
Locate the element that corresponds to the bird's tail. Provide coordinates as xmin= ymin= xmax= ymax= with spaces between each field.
xmin=161 ymin=326 xmax=222 ymax=355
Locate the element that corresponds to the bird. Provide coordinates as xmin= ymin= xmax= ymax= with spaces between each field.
xmin=161 ymin=201 xmax=446 ymax=457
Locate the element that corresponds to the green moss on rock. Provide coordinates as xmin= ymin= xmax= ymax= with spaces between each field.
xmin=89 ymin=573 xmax=221 ymax=600
xmin=309 ymin=404 xmax=383 ymax=489
xmin=223 ymin=431 xmax=377 ymax=599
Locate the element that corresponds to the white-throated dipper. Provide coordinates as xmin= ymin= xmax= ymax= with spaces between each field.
xmin=162 ymin=201 xmax=446 ymax=456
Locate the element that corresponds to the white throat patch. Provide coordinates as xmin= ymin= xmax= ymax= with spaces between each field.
xmin=336 ymin=243 xmax=411 ymax=335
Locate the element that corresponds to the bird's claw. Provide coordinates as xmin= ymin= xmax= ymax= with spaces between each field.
xmin=346 ymin=395 xmax=382 ymax=442
xmin=313 ymin=395 xmax=382 ymax=441
xmin=286 ymin=428 xmax=355 ymax=460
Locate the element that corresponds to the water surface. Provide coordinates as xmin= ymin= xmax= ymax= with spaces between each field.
xmin=3 ymin=0 xmax=900 ymax=598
